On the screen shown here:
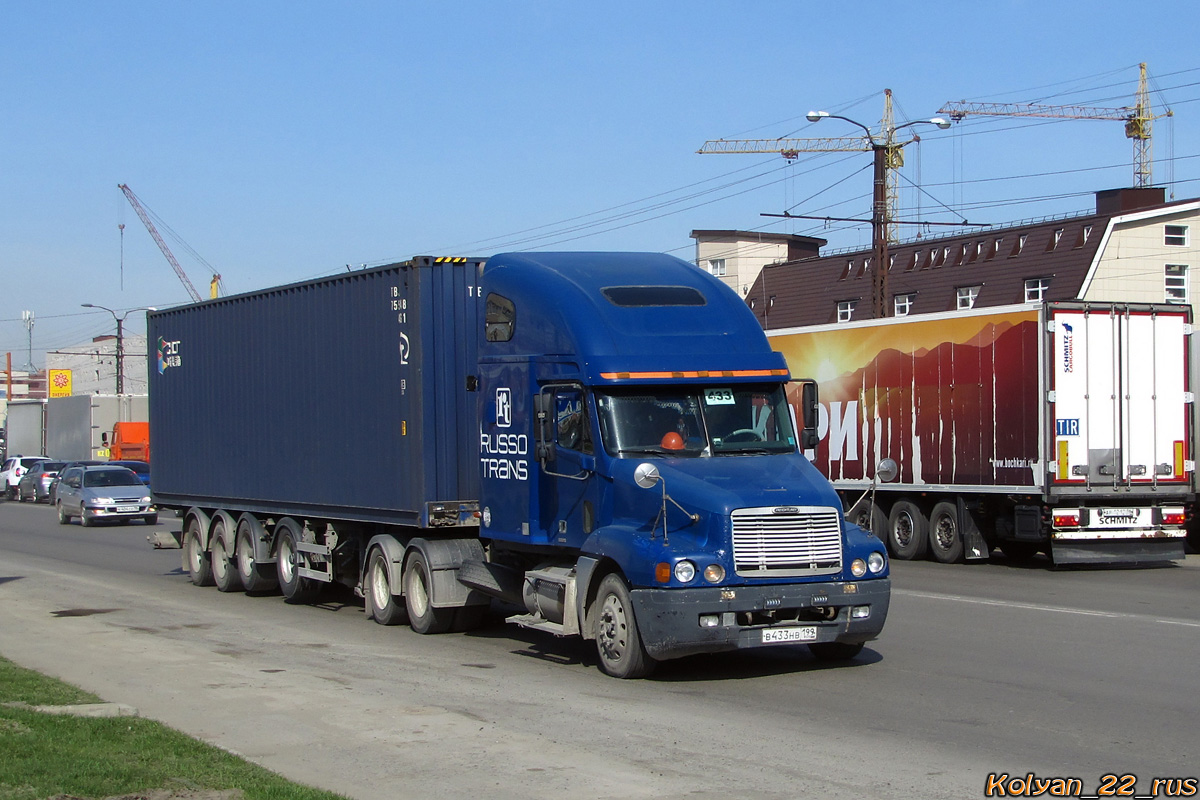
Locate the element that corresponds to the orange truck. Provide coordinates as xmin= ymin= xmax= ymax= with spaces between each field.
xmin=105 ymin=421 xmax=150 ymax=462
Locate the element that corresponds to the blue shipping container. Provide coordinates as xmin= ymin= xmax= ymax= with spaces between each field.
xmin=148 ymin=257 xmax=484 ymax=526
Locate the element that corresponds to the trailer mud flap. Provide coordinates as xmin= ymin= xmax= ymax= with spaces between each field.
xmin=957 ymin=498 xmax=989 ymax=561
xmin=1050 ymin=538 xmax=1185 ymax=566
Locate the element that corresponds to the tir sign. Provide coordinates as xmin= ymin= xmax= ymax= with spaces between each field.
xmin=1056 ymin=419 xmax=1080 ymax=436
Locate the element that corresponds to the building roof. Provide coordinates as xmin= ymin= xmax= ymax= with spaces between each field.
xmin=746 ymin=188 xmax=1191 ymax=329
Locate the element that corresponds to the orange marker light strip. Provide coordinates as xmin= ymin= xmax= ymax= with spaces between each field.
xmin=600 ymin=369 xmax=788 ymax=380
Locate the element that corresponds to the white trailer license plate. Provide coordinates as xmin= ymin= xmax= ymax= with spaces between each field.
xmin=762 ymin=626 xmax=817 ymax=643
xmin=115 ymin=505 xmax=139 ymax=513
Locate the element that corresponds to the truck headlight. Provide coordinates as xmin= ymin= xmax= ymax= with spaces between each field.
xmin=851 ymin=558 xmax=867 ymax=577
xmin=868 ymin=551 xmax=886 ymax=574
xmin=703 ymin=564 xmax=725 ymax=583
xmin=674 ymin=560 xmax=696 ymax=583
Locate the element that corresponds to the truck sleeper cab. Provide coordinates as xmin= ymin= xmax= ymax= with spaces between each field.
xmin=475 ymin=252 xmax=890 ymax=677
xmin=149 ymin=252 xmax=889 ymax=679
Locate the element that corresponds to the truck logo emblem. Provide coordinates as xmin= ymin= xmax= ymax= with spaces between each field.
xmin=774 ymin=506 xmax=799 ymax=514
xmin=496 ymin=388 xmax=512 ymax=428
xmin=1061 ymin=322 xmax=1074 ymax=373
xmin=398 ymin=332 xmax=411 ymax=365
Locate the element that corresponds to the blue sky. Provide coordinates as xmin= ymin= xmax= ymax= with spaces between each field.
xmin=3 ymin=1 xmax=1197 ymax=364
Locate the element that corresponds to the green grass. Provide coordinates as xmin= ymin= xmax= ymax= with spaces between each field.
xmin=0 ymin=656 xmax=350 ymax=800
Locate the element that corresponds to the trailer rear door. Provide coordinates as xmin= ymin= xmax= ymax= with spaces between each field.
xmin=1049 ymin=304 xmax=1192 ymax=488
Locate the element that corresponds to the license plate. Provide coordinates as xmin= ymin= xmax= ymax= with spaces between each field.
xmin=761 ymin=626 xmax=817 ymax=643
xmin=115 ymin=505 xmax=139 ymax=513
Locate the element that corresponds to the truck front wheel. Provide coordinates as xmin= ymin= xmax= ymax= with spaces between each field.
xmin=887 ymin=500 xmax=929 ymax=560
xmin=403 ymin=551 xmax=454 ymax=634
xmin=593 ymin=574 xmax=655 ymax=679
xmin=366 ymin=549 xmax=407 ymax=626
xmin=184 ymin=518 xmax=214 ymax=587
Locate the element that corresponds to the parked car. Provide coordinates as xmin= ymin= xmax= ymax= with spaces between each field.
xmin=55 ymin=465 xmax=157 ymax=527
xmin=108 ymin=460 xmax=150 ymax=487
xmin=1 ymin=455 xmax=49 ymax=500
xmin=47 ymin=460 xmax=106 ymax=505
xmin=16 ymin=460 xmax=66 ymax=503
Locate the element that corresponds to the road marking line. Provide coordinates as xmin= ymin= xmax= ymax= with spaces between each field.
xmin=894 ymin=589 xmax=1200 ymax=628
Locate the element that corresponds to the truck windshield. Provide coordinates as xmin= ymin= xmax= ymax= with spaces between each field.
xmin=595 ymin=383 xmax=797 ymax=457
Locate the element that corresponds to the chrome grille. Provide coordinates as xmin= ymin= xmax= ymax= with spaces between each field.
xmin=731 ymin=506 xmax=843 ymax=577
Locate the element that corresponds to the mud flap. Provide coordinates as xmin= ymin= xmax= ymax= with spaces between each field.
xmin=957 ymin=497 xmax=989 ymax=561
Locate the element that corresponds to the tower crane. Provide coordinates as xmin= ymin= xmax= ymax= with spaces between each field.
xmin=939 ymin=63 xmax=1171 ymax=188
xmin=699 ymin=90 xmax=968 ymax=318
xmin=118 ymin=184 xmax=222 ymax=302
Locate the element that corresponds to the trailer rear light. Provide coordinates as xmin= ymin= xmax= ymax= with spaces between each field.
xmin=1160 ymin=508 xmax=1186 ymax=526
xmin=1052 ymin=510 xmax=1081 ymax=528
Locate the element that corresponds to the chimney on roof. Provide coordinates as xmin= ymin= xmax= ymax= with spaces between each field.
xmin=1095 ymin=187 xmax=1166 ymax=215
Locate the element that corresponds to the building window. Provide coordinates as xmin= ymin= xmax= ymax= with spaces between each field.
xmin=1011 ymin=234 xmax=1027 ymax=257
xmin=957 ymin=285 xmax=981 ymax=310
xmin=1024 ymin=277 xmax=1051 ymax=303
xmin=1049 ymin=229 xmax=1064 ymax=251
xmin=707 ymin=258 xmax=727 ymax=277
xmin=1165 ymin=225 xmax=1189 ymax=247
xmin=894 ymin=293 xmax=916 ymax=317
xmin=837 ymin=300 xmax=857 ymax=322
xmin=1166 ymin=265 xmax=1189 ymax=304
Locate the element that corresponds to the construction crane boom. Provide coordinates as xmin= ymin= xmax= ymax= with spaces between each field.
xmin=118 ymin=183 xmax=205 ymax=303
xmin=939 ymin=63 xmax=1170 ymax=188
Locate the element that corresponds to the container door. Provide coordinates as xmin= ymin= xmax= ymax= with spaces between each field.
xmin=1050 ymin=306 xmax=1191 ymax=486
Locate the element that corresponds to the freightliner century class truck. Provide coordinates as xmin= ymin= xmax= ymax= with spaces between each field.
xmin=769 ymin=302 xmax=1193 ymax=566
xmin=148 ymin=252 xmax=890 ymax=678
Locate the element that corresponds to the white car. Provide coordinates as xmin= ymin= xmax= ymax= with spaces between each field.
xmin=2 ymin=455 xmax=49 ymax=500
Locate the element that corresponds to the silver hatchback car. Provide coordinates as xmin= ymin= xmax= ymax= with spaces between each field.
xmin=56 ymin=465 xmax=157 ymax=527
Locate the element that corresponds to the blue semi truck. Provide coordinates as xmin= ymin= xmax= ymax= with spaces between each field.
xmin=148 ymin=252 xmax=889 ymax=678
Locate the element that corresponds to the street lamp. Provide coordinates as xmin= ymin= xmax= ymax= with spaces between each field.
xmin=81 ymin=304 xmax=156 ymax=394
xmin=805 ymin=110 xmax=950 ymax=318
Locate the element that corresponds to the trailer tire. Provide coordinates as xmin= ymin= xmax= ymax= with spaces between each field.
xmin=593 ymin=573 xmax=655 ymax=679
xmin=928 ymin=501 xmax=965 ymax=563
xmin=808 ymin=642 xmax=865 ymax=662
xmin=887 ymin=500 xmax=929 ymax=560
xmin=403 ymin=550 xmax=454 ymax=634
xmin=184 ymin=517 xmax=214 ymax=586
xmin=276 ymin=520 xmax=321 ymax=604
xmin=366 ymin=549 xmax=407 ymax=626
xmin=210 ymin=517 xmax=244 ymax=593
xmin=235 ymin=518 xmax=278 ymax=594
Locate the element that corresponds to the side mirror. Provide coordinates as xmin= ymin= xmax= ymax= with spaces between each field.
xmin=876 ymin=458 xmax=899 ymax=483
xmin=101 ymin=433 xmax=110 ymax=446
xmin=533 ymin=391 xmax=555 ymax=463
xmin=634 ymin=462 xmax=661 ymax=489
xmin=798 ymin=379 xmax=820 ymax=450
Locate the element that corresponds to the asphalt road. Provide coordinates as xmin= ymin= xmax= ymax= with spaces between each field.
xmin=0 ymin=497 xmax=1196 ymax=800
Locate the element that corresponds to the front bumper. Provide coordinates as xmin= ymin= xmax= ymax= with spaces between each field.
xmin=83 ymin=502 xmax=156 ymax=522
xmin=630 ymin=577 xmax=890 ymax=661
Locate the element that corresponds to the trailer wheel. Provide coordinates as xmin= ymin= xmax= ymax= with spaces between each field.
xmin=210 ymin=517 xmax=244 ymax=594
xmin=808 ymin=642 xmax=865 ymax=662
xmin=235 ymin=518 xmax=278 ymax=594
xmin=276 ymin=520 xmax=321 ymax=604
xmin=184 ymin=517 xmax=214 ymax=587
xmin=593 ymin=573 xmax=655 ymax=679
xmin=403 ymin=550 xmax=454 ymax=634
xmin=887 ymin=500 xmax=929 ymax=560
xmin=366 ymin=549 xmax=407 ymax=626
xmin=928 ymin=501 xmax=965 ymax=563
